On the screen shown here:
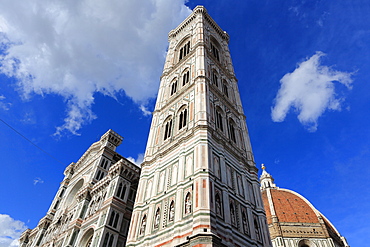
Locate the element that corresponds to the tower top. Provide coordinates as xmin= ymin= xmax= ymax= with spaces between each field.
xmin=168 ymin=5 xmax=229 ymax=42
xmin=99 ymin=129 xmax=123 ymax=151
xmin=260 ymin=164 xmax=277 ymax=189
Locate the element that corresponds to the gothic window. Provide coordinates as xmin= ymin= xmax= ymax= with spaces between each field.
xmin=242 ymin=209 xmax=249 ymax=235
xmin=169 ymin=201 xmax=175 ymax=222
xmin=182 ymin=70 xmax=190 ymax=86
xmin=211 ymin=43 xmax=220 ymax=62
xmin=179 ymin=41 xmax=190 ymax=61
xmin=108 ymin=234 xmax=114 ymax=247
xmin=100 ymin=158 xmax=109 ymax=170
xmin=185 ymin=192 xmax=192 ymax=214
xmin=116 ymin=183 xmax=127 ymax=200
xmin=163 ymin=117 xmax=173 ymax=141
xmin=222 ymin=80 xmax=229 ymax=97
xmin=215 ymin=192 xmax=223 ymax=217
xmin=212 ymin=70 xmax=219 ymax=87
xmin=215 ymin=107 xmax=224 ymax=132
xmin=95 ymin=169 xmax=105 ymax=181
xmin=178 ymin=107 xmax=188 ymax=130
xmin=154 ymin=208 xmax=160 ymax=229
xmin=228 ymin=118 xmax=237 ymax=143
xmin=108 ymin=211 xmax=120 ymax=228
xmin=170 ymin=80 xmax=178 ymax=96
xmin=139 ymin=215 xmax=147 ymax=236
xmin=253 ymin=215 xmax=262 ymax=242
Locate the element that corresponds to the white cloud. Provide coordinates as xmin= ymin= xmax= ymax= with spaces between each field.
xmin=0 ymin=95 xmax=11 ymax=111
xmin=33 ymin=177 xmax=44 ymax=185
xmin=0 ymin=0 xmax=191 ymax=135
xmin=0 ymin=214 xmax=27 ymax=247
xmin=271 ymin=52 xmax=353 ymax=131
xmin=127 ymin=153 xmax=144 ymax=166
xmin=139 ymin=105 xmax=152 ymax=116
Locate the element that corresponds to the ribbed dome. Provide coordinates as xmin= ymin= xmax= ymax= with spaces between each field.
xmin=262 ymin=189 xmax=320 ymax=225
xmin=259 ymin=165 xmax=349 ymax=247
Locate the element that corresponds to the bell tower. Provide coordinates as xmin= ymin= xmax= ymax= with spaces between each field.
xmin=127 ymin=6 xmax=271 ymax=247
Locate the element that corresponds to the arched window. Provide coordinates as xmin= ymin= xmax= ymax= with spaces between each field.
xmin=228 ymin=118 xmax=237 ymax=143
xmin=139 ymin=215 xmax=147 ymax=235
xmin=210 ymin=37 xmax=221 ymax=62
xmin=154 ymin=208 xmax=160 ymax=229
xmin=95 ymin=169 xmax=105 ymax=181
xmin=163 ymin=117 xmax=173 ymax=141
xmin=182 ymin=70 xmax=190 ymax=86
xmin=185 ymin=193 xmax=192 ymax=214
xmin=179 ymin=41 xmax=190 ymax=61
xmin=178 ymin=107 xmax=188 ymax=130
xmin=169 ymin=201 xmax=175 ymax=222
xmin=215 ymin=107 xmax=224 ymax=132
xmin=170 ymin=80 xmax=178 ymax=96
xmin=108 ymin=211 xmax=115 ymax=226
xmin=298 ymin=239 xmax=314 ymax=247
xmin=102 ymin=233 xmax=110 ymax=247
xmin=211 ymin=43 xmax=220 ymax=61
xmin=108 ymin=234 xmax=114 ymax=246
xmin=100 ymin=158 xmax=109 ymax=169
xmin=116 ymin=183 xmax=127 ymax=200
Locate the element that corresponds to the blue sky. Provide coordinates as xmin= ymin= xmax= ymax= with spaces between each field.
xmin=0 ymin=0 xmax=369 ymax=246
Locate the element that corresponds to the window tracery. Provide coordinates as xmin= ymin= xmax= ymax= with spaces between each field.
xmin=178 ymin=107 xmax=188 ymax=130
xmin=182 ymin=70 xmax=190 ymax=86
xmin=179 ymin=41 xmax=190 ymax=61
xmin=170 ymin=80 xmax=178 ymax=96
xmin=108 ymin=210 xmax=120 ymax=228
xmin=116 ymin=182 xmax=126 ymax=200
xmin=163 ymin=117 xmax=173 ymax=141
xmin=211 ymin=43 xmax=220 ymax=62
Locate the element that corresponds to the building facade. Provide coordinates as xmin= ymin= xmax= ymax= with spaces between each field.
xmin=126 ymin=6 xmax=271 ymax=247
xmin=260 ymin=165 xmax=349 ymax=247
xmin=19 ymin=130 xmax=141 ymax=247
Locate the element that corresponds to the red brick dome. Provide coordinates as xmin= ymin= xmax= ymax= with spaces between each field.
xmin=262 ymin=189 xmax=320 ymax=225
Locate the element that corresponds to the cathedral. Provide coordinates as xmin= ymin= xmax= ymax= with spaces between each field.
xmin=19 ymin=6 xmax=348 ymax=247
xmin=260 ymin=165 xmax=349 ymax=247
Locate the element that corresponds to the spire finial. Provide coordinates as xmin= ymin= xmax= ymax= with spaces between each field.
xmin=261 ymin=163 xmax=266 ymax=170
